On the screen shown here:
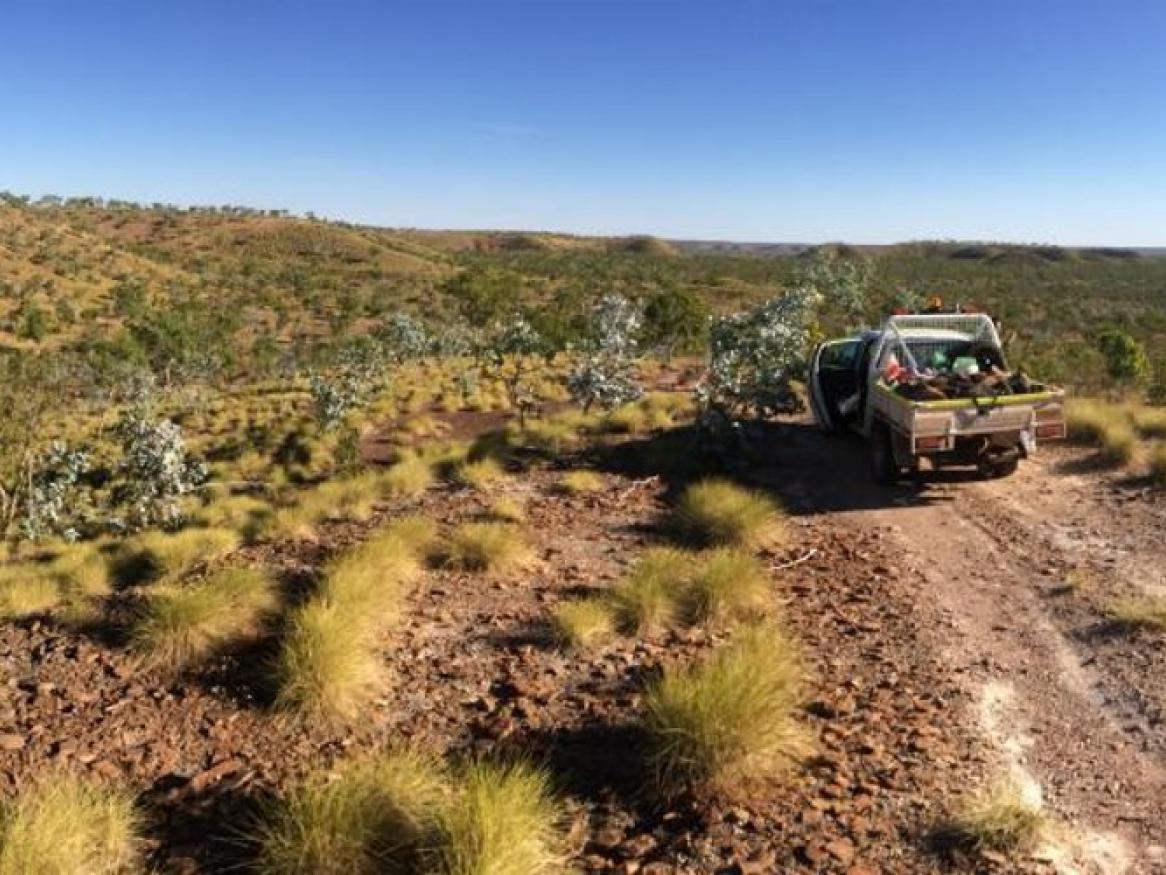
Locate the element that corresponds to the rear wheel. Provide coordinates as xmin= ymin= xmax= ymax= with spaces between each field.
xmin=979 ymin=455 xmax=1019 ymax=479
xmin=870 ymin=425 xmax=901 ymax=485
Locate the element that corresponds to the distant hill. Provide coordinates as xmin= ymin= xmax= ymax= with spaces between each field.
xmin=1 ymin=193 xmax=1165 ymax=393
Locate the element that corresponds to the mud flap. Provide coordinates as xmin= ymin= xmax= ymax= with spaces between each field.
xmin=1019 ymin=428 xmax=1035 ymax=458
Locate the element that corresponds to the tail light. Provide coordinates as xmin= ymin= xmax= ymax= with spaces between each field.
xmin=915 ymin=435 xmax=947 ymax=451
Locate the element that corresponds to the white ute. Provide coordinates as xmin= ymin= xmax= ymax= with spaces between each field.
xmin=809 ymin=312 xmax=1066 ymax=484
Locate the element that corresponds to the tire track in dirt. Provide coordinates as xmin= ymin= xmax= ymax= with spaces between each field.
xmin=762 ymin=425 xmax=1166 ymax=873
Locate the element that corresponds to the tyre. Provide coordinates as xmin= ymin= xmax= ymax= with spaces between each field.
xmin=980 ymin=455 xmax=1019 ymax=479
xmin=870 ymin=425 xmax=900 ymax=485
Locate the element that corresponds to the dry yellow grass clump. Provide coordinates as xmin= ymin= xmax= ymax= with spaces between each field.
xmin=255 ymin=754 xmax=563 ymax=875
xmin=0 ymin=568 xmax=62 ymax=620
xmin=1131 ymin=406 xmax=1166 ymax=439
xmin=426 ymin=760 xmax=564 ymax=875
xmin=194 ymin=494 xmax=273 ymax=540
xmin=486 ymin=497 xmax=526 ymax=523
xmin=1148 ymin=443 xmax=1166 ymax=487
xmin=1107 ymin=595 xmax=1166 ymax=631
xmin=608 ymin=547 xmax=689 ymax=634
xmin=1065 ymin=399 xmax=1114 ymax=444
xmin=550 ymin=599 xmax=616 ymax=649
xmin=275 ymin=516 xmax=435 ymax=721
xmin=684 ymin=548 xmax=770 ymax=625
xmin=934 ymin=782 xmax=1048 ymax=855
xmin=1098 ymin=421 xmax=1137 ymax=466
xmin=131 ymin=567 xmax=279 ymax=668
xmin=255 ymin=748 xmax=447 ymax=875
xmin=0 ymin=544 xmax=117 ymax=624
xmin=442 ymin=522 xmax=534 ymax=573
xmin=0 ymin=773 xmax=141 ymax=875
xmin=274 ymin=600 xmax=385 ymax=722
xmin=452 ymin=457 xmax=507 ymax=489
xmin=556 ymin=470 xmax=605 ymax=495
xmin=116 ymin=526 xmax=240 ymax=584
xmin=643 ymin=623 xmax=809 ymax=800
xmin=673 ymin=479 xmax=785 ymax=549
xmin=378 ymin=454 xmax=434 ymax=498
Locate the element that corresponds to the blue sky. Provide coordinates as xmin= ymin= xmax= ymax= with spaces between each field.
xmin=2 ymin=0 xmax=1164 ymax=244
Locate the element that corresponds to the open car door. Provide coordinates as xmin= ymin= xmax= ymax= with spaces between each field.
xmin=809 ymin=337 xmax=863 ymax=434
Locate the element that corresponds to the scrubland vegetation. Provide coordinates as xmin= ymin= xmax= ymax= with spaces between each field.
xmin=2 ymin=193 xmax=1165 ymax=870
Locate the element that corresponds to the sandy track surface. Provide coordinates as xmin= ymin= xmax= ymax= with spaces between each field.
xmin=757 ymin=423 xmax=1166 ymax=874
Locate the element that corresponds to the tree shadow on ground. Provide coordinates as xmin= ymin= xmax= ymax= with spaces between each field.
xmin=144 ymin=781 xmax=269 ymax=874
xmin=506 ymin=721 xmax=656 ymax=809
xmin=590 ymin=419 xmax=958 ymax=517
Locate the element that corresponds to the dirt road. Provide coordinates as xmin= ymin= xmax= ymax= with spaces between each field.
xmin=756 ymin=422 xmax=1166 ymax=874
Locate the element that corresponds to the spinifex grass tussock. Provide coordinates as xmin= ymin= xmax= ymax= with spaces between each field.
xmin=1148 ymin=442 xmax=1166 ymax=487
xmin=556 ymin=470 xmax=605 ymax=495
xmin=486 ymin=497 xmax=526 ymax=523
xmin=377 ymin=454 xmax=434 ymax=498
xmin=643 ymin=622 xmax=809 ymax=800
xmin=673 ymin=479 xmax=785 ymax=549
xmin=600 ymin=404 xmax=649 ymax=435
xmin=452 ymin=457 xmax=507 ymax=489
xmin=45 ymin=542 xmax=112 ymax=599
xmin=442 ymin=522 xmax=534 ymax=573
xmin=684 ymin=547 xmax=770 ymax=625
xmin=195 ymin=494 xmax=273 ymax=540
xmin=1098 ymin=421 xmax=1137 ymax=466
xmin=1065 ymin=399 xmax=1116 ymax=444
xmin=933 ymin=782 xmax=1049 ymax=855
xmin=608 ymin=547 xmax=690 ymax=635
xmin=131 ymin=567 xmax=279 ymax=669
xmin=0 ymin=568 xmax=61 ymax=620
xmin=550 ymin=599 xmax=616 ymax=649
xmin=275 ymin=599 xmax=385 ymax=722
xmin=0 ymin=772 xmax=141 ymax=875
xmin=382 ymin=514 xmax=440 ymax=555
xmin=254 ymin=748 xmax=448 ymax=875
xmin=520 ymin=419 xmax=579 ymax=454
xmin=1107 ymin=595 xmax=1166 ymax=631
xmin=426 ymin=759 xmax=564 ymax=875
xmin=319 ymin=525 xmax=426 ymax=625
xmin=1131 ymin=405 xmax=1166 ymax=439
xmin=117 ymin=527 xmax=240 ymax=585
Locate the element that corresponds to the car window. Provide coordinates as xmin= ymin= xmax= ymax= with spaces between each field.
xmin=819 ymin=339 xmax=861 ymax=369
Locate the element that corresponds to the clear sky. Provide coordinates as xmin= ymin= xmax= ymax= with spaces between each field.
xmin=3 ymin=0 xmax=1164 ymax=244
